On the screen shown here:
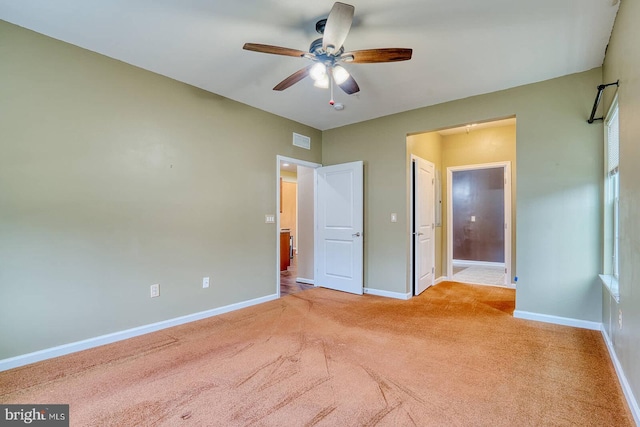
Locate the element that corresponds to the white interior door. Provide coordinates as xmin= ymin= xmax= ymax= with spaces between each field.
xmin=315 ymin=161 xmax=363 ymax=295
xmin=414 ymin=157 xmax=435 ymax=295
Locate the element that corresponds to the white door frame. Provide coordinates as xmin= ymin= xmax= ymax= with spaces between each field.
xmin=276 ymin=155 xmax=322 ymax=297
xmin=409 ymin=155 xmax=436 ymax=295
xmin=446 ymin=161 xmax=512 ymax=286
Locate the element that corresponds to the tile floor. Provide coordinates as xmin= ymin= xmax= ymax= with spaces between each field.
xmin=451 ymin=264 xmax=507 ymax=287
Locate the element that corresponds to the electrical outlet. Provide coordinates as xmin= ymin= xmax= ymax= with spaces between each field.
xmin=150 ymin=284 xmax=160 ymax=298
xmin=618 ymin=309 xmax=623 ymax=330
xmin=203 ymin=277 xmax=210 ymax=288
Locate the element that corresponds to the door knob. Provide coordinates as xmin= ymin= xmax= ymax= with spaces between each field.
xmin=352 ymin=232 xmax=361 ymax=237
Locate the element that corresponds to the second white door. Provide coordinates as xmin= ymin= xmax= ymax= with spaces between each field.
xmin=414 ymin=156 xmax=435 ymax=295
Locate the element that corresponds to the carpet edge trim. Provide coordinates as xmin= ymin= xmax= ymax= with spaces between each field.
xmin=601 ymin=326 xmax=640 ymax=426
xmin=0 ymin=293 xmax=279 ymax=372
xmin=513 ymin=310 xmax=601 ymax=330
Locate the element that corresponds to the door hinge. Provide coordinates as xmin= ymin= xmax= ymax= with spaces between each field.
xmin=505 ymin=268 xmax=507 ymax=274
xmin=432 ymin=223 xmax=435 ymax=229
xmin=432 ymin=178 xmax=435 ymax=184
xmin=432 ymin=267 xmax=435 ymax=274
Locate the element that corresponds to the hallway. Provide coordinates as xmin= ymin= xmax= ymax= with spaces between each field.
xmin=280 ymin=255 xmax=314 ymax=296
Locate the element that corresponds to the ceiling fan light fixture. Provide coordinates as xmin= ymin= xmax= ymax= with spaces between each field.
xmin=314 ymin=74 xmax=330 ymax=88
xmin=243 ymin=2 xmax=412 ymax=96
xmin=309 ymin=63 xmax=327 ymax=82
xmin=332 ymin=65 xmax=350 ymax=84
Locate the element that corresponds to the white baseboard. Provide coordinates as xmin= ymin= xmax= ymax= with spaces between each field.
xmin=0 ymin=293 xmax=279 ymax=372
xmin=442 ymin=276 xmax=516 ymax=289
xmin=364 ymin=288 xmax=412 ymax=300
xmin=452 ymin=260 xmax=505 ymax=268
xmin=601 ymin=326 xmax=640 ymax=425
xmin=296 ymin=277 xmax=314 ymax=285
xmin=453 ymin=279 xmax=516 ymax=290
xmin=513 ymin=310 xmax=601 ymax=330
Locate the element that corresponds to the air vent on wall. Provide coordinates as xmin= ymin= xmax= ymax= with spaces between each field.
xmin=293 ymin=133 xmax=311 ymax=150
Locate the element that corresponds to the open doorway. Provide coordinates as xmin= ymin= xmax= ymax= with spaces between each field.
xmin=407 ymin=117 xmax=516 ymax=292
xmin=276 ymin=156 xmax=320 ymax=297
xmin=447 ymin=162 xmax=512 ymax=286
xmin=277 ymin=156 xmax=365 ymax=297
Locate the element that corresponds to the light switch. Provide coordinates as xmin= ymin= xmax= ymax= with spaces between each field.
xmin=265 ymin=214 xmax=275 ymax=223
xmin=471 ymin=216 xmax=476 ymax=222
xmin=150 ymin=284 xmax=160 ymax=298
xmin=391 ymin=213 xmax=398 ymax=223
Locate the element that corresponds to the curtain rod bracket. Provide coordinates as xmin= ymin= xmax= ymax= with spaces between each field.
xmin=587 ymin=80 xmax=619 ymax=124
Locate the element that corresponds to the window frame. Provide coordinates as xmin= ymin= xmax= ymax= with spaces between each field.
xmin=601 ymin=94 xmax=620 ymax=301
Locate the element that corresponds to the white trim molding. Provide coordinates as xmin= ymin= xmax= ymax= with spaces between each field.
xmin=513 ymin=310 xmax=601 ymax=330
xmin=452 ymin=259 xmax=505 ymax=268
xmin=364 ymin=288 xmax=412 ymax=300
xmin=435 ymin=276 xmax=447 ymax=285
xmin=601 ymin=326 xmax=640 ymax=425
xmin=0 ymin=294 xmax=278 ymax=372
xmin=457 ymin=280 xmax=516 ymax=290
xmin=599 ymin=274 xmax=620 ymax=303
xmin=296 ymin=277 xmax=315 ymax=285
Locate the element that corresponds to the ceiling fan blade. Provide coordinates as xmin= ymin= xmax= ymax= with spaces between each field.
xmin=323 ymin=2 xmax=354 ymax=54
xmin=273 ymin=65 xmax=314 ymax=91
xmin=342 ymin=48 xmax=413 ymax=63
xmin=243 ymin=43 xmax=306 ymax=58
xmin=338 ymin=75 xmax=360 ymax=95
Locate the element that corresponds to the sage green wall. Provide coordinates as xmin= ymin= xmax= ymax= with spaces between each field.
xmin=323 ymin=122 xmax=409 ymax=292
xmin=602 ymin=0 xmax=640 ymax=413
xmin=0 ymin=21 xmax=322 ymax=359
xmin=296 ymin=166 xmax=315 ymax=282
xmin=441 ymin=125 xmax=517 ymax=280
xmin=406 ymin=132 xmax=444 ymax=281
xmin=323 ymin=68 xmax=603 ymax=323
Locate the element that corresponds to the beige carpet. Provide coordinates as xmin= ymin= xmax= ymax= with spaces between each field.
xmin=0 ymin=282 xmax=634 ymax=426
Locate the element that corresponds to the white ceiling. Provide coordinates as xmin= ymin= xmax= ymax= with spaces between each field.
xmin=0 ymin=0 xmax=619 ymax=131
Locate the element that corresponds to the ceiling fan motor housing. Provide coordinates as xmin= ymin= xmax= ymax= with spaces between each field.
xmin=309 ymin=37 xmax=343 ymax=59
xmin=242 ymin=2 xmax=412 ymax=95
xmin=315 ymin=19 xmax=327 ymax=34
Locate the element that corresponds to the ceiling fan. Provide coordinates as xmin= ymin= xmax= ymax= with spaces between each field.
xmin=243 ymin=2 xmax=412 ymax=104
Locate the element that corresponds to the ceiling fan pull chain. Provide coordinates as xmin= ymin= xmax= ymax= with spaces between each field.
xmin=329 ymin=72 xmax=335 ymax=105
